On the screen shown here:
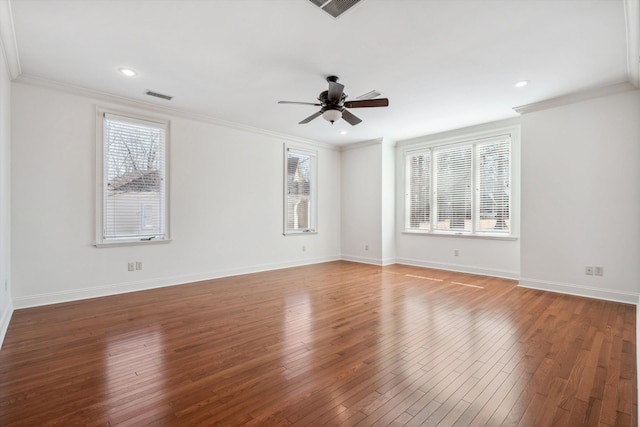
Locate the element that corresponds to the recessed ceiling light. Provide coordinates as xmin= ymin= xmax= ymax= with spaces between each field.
xmin=340 ymin=130 xmax=348 ymax=135
xmin=118 ymin=67 xmax=137 ymax=77
xmin=514 ymin=80 xmax=529 ymax=88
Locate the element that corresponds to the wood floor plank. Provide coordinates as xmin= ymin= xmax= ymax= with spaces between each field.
xmin=0 ymin=261 xmax=635 ymax=426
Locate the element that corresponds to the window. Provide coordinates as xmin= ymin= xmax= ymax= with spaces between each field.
xmin=405 ymin=134 xmax=511 ymax=236
xmin=284 ymin=145 xmax=317 ymax=234
xmin=96 ymin=111 xmax=169 ymax=246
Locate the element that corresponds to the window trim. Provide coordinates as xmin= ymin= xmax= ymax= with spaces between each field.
xmin=95 ymin=107 xmax=171 ymax=247
xmin=402 ymin=125 xmax=519 ymax=239
xmin=283 ymin=144 xmax=318 ymax=235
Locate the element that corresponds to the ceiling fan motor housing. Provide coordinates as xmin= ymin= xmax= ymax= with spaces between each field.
xmin=318 ymin=90 xmax=347 ymax=107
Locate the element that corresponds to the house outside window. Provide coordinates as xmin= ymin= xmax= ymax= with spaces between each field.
xmin=96 ymin=110 xmax=169 ymax=246
xmin=284 ymin=145 xmax=317 ymax=234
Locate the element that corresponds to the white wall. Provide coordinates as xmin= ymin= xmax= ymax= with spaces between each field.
xmin=340 ymin=140 xmax=383 ymax=264
xmin=340 ymin=138 xmax=396 ymax=266
xmin=11 ymin=82 xmax=341 ymax=308
xmin=0 ymin=31 xmax=13 ymax=346
xmin=394 ymin=119 xmax=521 ymax=279
xmin=520 ymin=89 xmax=640 ymax=303
xmin=381 ymin=139 xmax=396 ymax=264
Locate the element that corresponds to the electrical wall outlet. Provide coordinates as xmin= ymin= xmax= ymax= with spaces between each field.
xmin=302 ymin=245 xmax=306 ymax=252
xmin=585 ymin=266 xmax=593 ymax=276
xmin=128 ymin=262 xmax=135 ymax=272
xmin=136 ymin=261 xmax=142 ymax=270
xmin=365 ymin=245 xmax=369 ymax=251
xmin=454 ymin=249 xmax=459 ymax=256
xmin=594 ymin=266 xmax=603 ymax=276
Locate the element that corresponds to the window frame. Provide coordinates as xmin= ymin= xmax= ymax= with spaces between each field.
xmin=95 ymin=108 xmax=171 ymax=247
xmin=403 ymin=127 xmax=518 ymax=239
xmin=283 ymin=144 xmax=318 ymax=235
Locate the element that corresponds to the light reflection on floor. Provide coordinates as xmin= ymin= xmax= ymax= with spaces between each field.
xmin=282 ymin=291 xmax=313 ymax=379
xmin=104 ymin=327 xmax=167 ymax=420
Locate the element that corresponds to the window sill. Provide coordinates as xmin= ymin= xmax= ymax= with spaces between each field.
xmin=402 ymin=230 xmax=518 ymax=241
xmin=94 ymin=238 xmax=172 ymax=248
xmin=283 ymin=230 xmax=318 ymax=236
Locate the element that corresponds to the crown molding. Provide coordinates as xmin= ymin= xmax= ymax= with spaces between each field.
xmin=513 ymin=81 xmax=637 ymax=115
xmin=339 ymin=137 xmax=398 ymax=152
xmin=0 ymin=0 xmax=20 ymax=78
xmin=14 ymin=73 xmax=340 ymax=151
xmin=625 ymin=0 xmax=640 ymax=87
xmin=396 ymin=117 xmax=521 ymax=148
xmin=339 ymin=137 xmax=383 ymax=152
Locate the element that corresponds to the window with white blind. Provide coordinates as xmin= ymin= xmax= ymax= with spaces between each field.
xmin=405 ymin=134 xmax=511 ymax=236
xmin=284 ymin=145 xmax=317 ymax=234
xmin=96 ymin=111 xmax=169 ymax=246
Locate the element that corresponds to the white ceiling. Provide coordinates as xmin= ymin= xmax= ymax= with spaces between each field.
xmin=4 ymin=0 xmax=638 ymax=146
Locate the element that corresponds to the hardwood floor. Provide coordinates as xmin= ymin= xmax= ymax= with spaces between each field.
xmin=0 ymin=261 xmax=636 ymax=426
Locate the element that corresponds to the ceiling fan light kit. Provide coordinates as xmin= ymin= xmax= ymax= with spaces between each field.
xmin=322 ymin=108 xmax=342 ymax=124
xmin=278 ymin=75 xmax=389 ymax=126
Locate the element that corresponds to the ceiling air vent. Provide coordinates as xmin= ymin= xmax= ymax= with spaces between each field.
xmin=308 ymin=0 xmax=363 ymax=19
xmin=145 ymin=90 xmax=173 ymax=101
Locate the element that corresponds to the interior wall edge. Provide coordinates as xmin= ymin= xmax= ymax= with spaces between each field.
xmin=0 ymin=0 xmax=21 ymax=79
xmin=519 ymin=277 xmax=639 ymax=305
xmin=0 ymin=299 xmax=13 ymax=349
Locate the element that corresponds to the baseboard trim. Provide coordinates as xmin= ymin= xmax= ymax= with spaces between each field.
xmin=341 ymin=254 xmax=396 ymax=266
xmin=12 ymin=258 xmax=637 ymax=310
xmin=13 ymin=255 xmax=341 ymax=309
xmin=394 ymin=257 xmax=520 ymax=280
xmin=519 ymin=277 xmax=639 ymax=305
xmin=0 ymin=299 xmax=14 ymax=349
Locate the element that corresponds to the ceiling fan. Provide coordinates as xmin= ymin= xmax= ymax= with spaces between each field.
xmin=278 ymin=76 xmax=389 ymax=126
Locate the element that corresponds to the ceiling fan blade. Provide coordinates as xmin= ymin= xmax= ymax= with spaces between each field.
xmin=278 ymin=101 xmax=322 ymax=106
xmin=356 ymin=90 xmax=382 ymax=100
xmin=327 ymin=81 xmax=344 ymax=103
xmin=299 ymin=110 xmax=323 ymax=124
xmin=343 ymin=98 xmax=389 ymax=108
xmin=341 ymin=109 xmax=362 ymax=126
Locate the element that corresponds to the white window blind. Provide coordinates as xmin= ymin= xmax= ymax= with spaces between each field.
xmin=405 ymin=134 xmax=511 ymax=235
xmin=477 ymin=138 xmax=510 ymax=232
xmin=434 ymin=145 xmax=472 ymax=232
xmin=100 ymin=113 xmax=168 ymax=243
xmin=285 ymin=146 xmax=316 ymax=234
xmin=407 ymin=152 xmax=431 ymax=229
